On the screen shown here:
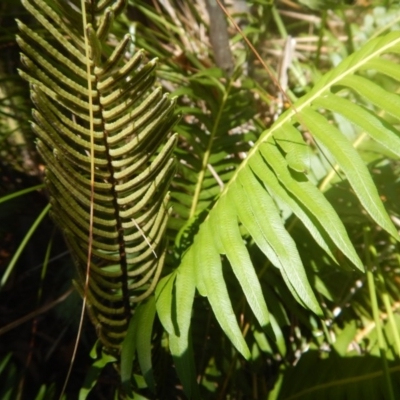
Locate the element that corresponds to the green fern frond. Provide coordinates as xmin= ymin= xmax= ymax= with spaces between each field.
xmin=157 ymin=31 xmax=400 ymax=394
xmin=18 ymin=0 xmax=178 ymax=350
xmin=170 ymin=70 xmax=258 ymax=243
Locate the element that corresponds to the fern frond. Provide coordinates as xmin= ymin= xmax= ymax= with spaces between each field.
xmin=156 ymin=31 xmax=400 ymax=394
xmin=18 ymin=0 xmax=178 ymax=350
xmin=170 ymin=70 xmax=257 ymax=241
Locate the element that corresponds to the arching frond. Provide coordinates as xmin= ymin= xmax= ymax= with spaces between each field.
xmin=156 ymin=31 xmax=400 ymax=395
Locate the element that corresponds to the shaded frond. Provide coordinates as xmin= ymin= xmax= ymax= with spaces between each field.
xmin=18 ymin=0 xmax=178 ymax=350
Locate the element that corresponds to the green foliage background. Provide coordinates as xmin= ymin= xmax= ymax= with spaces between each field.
xmin=1 ymin=0 xmax=400 ymax=399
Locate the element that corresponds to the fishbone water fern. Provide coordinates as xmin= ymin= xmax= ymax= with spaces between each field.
xmin=17 ymin=0 xmax=178 ymax=350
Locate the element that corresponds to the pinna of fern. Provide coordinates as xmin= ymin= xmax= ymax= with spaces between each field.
xmin=17 ymin=0 xmax=179 ymax=350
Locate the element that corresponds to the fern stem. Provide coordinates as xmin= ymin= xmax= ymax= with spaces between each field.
xmin=364 ymin=226 xmax=395 ymax=400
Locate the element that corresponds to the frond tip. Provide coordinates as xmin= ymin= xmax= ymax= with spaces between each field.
xmin=18 ymin=0 xmax=179 ymax=349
